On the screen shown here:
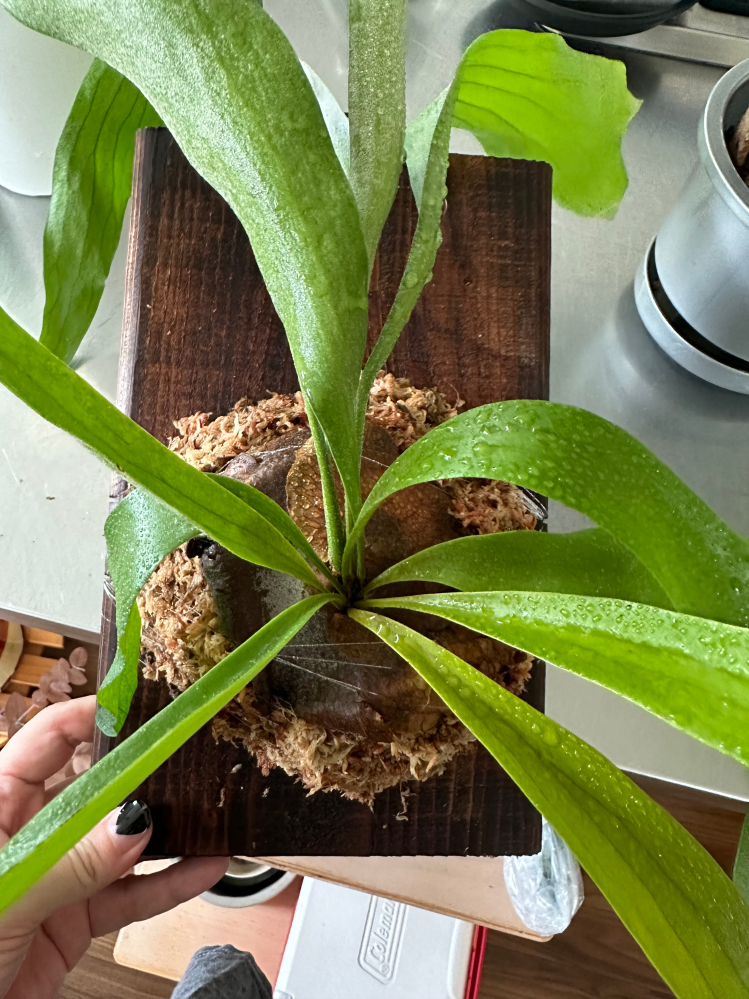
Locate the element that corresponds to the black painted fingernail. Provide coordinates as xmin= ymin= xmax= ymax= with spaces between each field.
xmin=116 ymin=800 xmax=152 ymax=835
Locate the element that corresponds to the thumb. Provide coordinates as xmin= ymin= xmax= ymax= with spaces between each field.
xmin=9 ymin=801 xmax=153 ymax=931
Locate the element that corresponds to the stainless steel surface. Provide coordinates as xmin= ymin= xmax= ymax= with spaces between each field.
xmin=677 ymin=2 xmax=749 ymax=36
xmin=649 ymin=59 xmax=749 ymax=364
xmin=566 ymin=4 xmax=749 ymax=66
xmin=635 ymin=239 xmax=749 ymax=392
xmin=548 ymin=46 xmax=749 ymax=798
xmin=518 ymin=0 xmax=697 ymax=37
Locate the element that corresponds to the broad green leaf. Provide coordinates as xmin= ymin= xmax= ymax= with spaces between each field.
xmin=0 ymin=595 xmax=334 ymax=918
xmin=99 ymin=480 xmax=343 ymax=738
xmin=734 ymin=814 xmax=749 ymax=904
xmin=306 ymin=408 xmax=345 ymax=573
xmin=302 ymin=62 xmax=349 ymax=178
xmin=97 ymin=489 xmax=201 ymax=735
xmin=404 ymin=90 xmax=447 ymax=211
xmin=359 ymin=591 xmax=749 ymax=766
xmin=40 ymin=59 xmax=161 ymax=365
xmin=350 ymin=610 xmax=749 ymax=999
xmin=2 ymin=0 xmax=369 ymax=519
xmin=357 ymin=82 xmax=457 ymax=421
xmin=97 ymin=602 xmax=142 ymax=737
xmin=363 ymin=527 xmax=673 ymax=608
xmin=213 ymin=475 xmax=338 ymax=587
xmin=347 ymin=401 xmax=749 ymax=626
xmin=348 ymin=0 xmax=407 ymax=265
xmin=0 ymin=311 xmax=323 ymax=591
xmin=453 ymin=30 xmax=640 ymax=217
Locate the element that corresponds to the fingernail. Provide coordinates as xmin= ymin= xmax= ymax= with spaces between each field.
xmin=115 ymin=800 xmax=152 ymax=836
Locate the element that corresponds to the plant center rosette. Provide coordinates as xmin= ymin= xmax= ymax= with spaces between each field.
xmin=138 ymin=373 xmax=540 ymax=805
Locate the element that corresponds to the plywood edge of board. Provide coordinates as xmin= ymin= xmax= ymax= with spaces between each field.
xmin=255 ymin=855 xmax=552 ymax=943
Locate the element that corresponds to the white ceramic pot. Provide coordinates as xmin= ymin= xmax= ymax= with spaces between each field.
xmin=635 ymin=58 xmax=749 ymax=393
xmin=0 ymin=6 xmax=91 ymax=196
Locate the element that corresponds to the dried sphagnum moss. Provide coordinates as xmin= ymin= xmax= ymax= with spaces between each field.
xmin=138 ymin=545 xmax=229 ymax=690
xmin=138 ymin=373 xmax=537 ymax=803
xmin=214 ymin=688 xmax=477 ymax=806
xmin=367 ymin=372 xmax=462 ymax=451
xmin=169 ymin=391 xmax=307 ymax=472
xmin=444 ymin=478 xmax=537 ymax=535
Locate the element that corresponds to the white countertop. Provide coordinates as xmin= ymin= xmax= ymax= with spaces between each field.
xmin=0 ymin=184 xmax=125 ymax=643
xmin=2 ymin=3 xmax=749 ymax=800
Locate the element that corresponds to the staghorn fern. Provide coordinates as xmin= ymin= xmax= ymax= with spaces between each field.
xmin=0 ymin=3 xmax=748 ymax=995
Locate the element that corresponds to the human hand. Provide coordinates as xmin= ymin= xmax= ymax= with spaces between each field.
xmin=0 ymin=695 xmax=228 ymax=999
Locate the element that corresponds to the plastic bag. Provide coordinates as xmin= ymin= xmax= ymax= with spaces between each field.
xmin=504 ymin=819 xmax=584 ymax=935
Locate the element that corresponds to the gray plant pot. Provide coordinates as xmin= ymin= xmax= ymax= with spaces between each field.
xmin=635 ymin=58 xmax=749 ymax=394
xmin=200 ymin=858 xmax=296 ymax=909
xmin=512 ymin=0 xmax=696 ymax=36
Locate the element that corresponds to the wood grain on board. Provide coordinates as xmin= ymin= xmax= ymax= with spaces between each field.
xmin=94 ymin=127 xmax=551 ymax=858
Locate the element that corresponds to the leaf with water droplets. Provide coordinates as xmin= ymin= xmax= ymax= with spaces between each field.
xmin=39 ymin=60 xmax=161 ymax=365
xmin=0 ymin=310 xmax=324 ymax=590
xmin=96 ymin=490 xmax=199 ymax=735
xmin=4 ymin=0 xmax=369 ymax=540
xmin=358 ymin=79 xmax=457 ymax=418
xmin=363 ymin=527 xmax=672 ymax=608
xmin=350 ymin=609 xmax=749 ymax=999
xmin=359 ymin=590 xmax=749 ymax=767
xmin=347 ymin=400 xmax=749 ymax=626
xmin=0 ymin=595 xmax=333 ymax=919
xmin=348 ymin=0 xmax=407 ymax=266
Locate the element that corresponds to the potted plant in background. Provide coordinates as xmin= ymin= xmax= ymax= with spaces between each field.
xmin=636 ymin=55 xmax=749 ymax=394
xmin=0 ymin=1 xmax=748 ymax=996
xmin=510 ymin=0 xmax=697 ymax=36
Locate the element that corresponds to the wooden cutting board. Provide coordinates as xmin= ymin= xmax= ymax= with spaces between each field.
xmin=94 ymin=128 xmax=551 ymax=858
xmin=114 ymin=870 xmax=301 ymax=985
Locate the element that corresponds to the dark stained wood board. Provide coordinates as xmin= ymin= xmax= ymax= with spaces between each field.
xmin=61 ymin=776 xmax=746 ymax=999
xmin=94 ymin=127 xmax=551 ymax=857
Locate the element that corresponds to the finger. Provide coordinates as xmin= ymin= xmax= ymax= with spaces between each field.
xmin=0 ymin=697 xmax=95 ymax=786
xmin=0 ymin=697 xmax=96 ymax=838
xmin=5 ymin=800 xmax=153 ymax=933
xmin=2 ymin=926 xmax=69 ymax=999
xmin=89 ymin=856 xmax=229 ymax=936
